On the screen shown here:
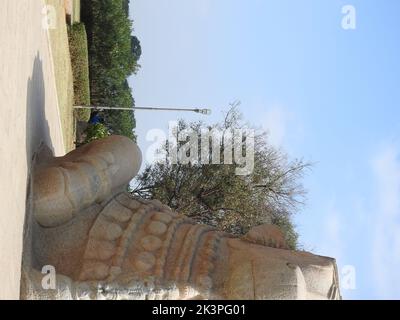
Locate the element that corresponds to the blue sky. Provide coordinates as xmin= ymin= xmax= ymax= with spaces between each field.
xmin=129 ymin=0 xmax=400 ymax=299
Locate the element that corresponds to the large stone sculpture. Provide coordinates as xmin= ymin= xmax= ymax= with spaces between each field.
xmin=21 ymin=136 xmax=341 ymax=300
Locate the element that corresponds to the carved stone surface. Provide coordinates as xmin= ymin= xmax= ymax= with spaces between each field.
xmin=21 ymin=135 xmax=341 ymax=300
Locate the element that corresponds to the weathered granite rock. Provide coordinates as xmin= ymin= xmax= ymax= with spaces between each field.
xmin=21 ymin=135 xmax=341 ymax=300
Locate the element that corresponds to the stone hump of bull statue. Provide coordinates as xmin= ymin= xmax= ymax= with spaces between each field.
xmin=22 ymin=135 xmax=341 ymax=300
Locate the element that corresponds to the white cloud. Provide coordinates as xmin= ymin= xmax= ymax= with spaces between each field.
xmin=261 ymin=106 xmax=305 ymax=150
xmin=263 ymin=106 xmax=287 ymax=147
xmin=371 ymin=144 xmax=400 ymax=299
xmin=317 ymin=198 xmax=361 ymax=297
xmin=321 ymin=200 xmax=344 ymax=265
xmin=325 ymin=212 xmax=341 ymax=245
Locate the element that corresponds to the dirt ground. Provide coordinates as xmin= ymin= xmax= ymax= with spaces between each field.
xmin=0 ymin=0 xmax=66 ymax=299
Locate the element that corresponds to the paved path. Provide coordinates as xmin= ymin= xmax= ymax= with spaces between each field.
xmin=0 ymin=0 xmax=65 ymax=299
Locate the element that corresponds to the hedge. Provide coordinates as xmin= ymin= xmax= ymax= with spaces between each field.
xmin=68 ymin=22 xmax=91 ymax=122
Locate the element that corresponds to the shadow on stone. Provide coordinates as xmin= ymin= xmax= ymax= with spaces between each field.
xmin=25 ymin=53 xmax=53 ymax=163
xmin=21 ymin=53 xmax=54 ymax=289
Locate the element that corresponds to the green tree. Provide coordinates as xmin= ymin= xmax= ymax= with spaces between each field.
xmin=80 ymin=0 xmax=141 ymax=140
xmin=131 ymin=36 xmax=142 ymax=64
xmin=132 ymin=104 xmax=310 ymax=249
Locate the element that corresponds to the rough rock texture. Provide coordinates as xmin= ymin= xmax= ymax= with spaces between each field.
xmin=21 ymin=135 xmax=341 ymax=300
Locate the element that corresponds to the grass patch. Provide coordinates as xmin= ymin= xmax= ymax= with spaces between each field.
xmin=73 ymin=0 xmax=81 ymax=23
xmin=45 ymin=0 xmax=75 ymax=152
xmin=68 ymin=23 xmax=91 ymax=122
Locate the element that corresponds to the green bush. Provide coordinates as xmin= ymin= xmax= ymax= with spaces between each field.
xmin=102 ymin=109 xmax=136 ymax=140
xmin=84 ymin=123 xmax=110 ymax=144
xmin=68 ymin=22 xmax=91 ymax=122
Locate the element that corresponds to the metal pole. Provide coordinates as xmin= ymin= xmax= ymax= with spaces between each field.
xmin=73 ymin=105 xmax=212 ymax=115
